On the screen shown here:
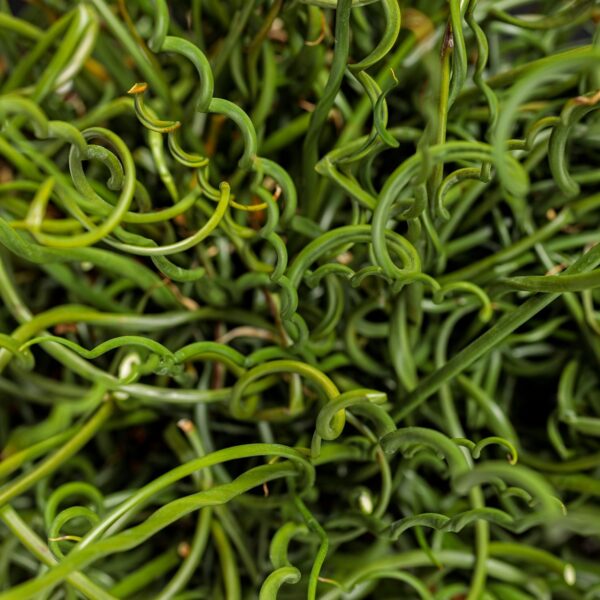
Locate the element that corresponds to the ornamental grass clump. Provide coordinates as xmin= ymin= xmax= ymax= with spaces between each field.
xmin=1 ymin=0 xmax=600 ymax=598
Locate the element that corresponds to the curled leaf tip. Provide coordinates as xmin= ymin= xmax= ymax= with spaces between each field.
xmin=127 ymin=82 xmax=149 ymax=95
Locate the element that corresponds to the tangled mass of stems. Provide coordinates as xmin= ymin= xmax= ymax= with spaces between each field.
xmin=1 ymin=0 xmax=600 ymax=597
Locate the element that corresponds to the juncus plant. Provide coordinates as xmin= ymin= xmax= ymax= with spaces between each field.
xmin=0 ymin=1 xmax=599 ymax=598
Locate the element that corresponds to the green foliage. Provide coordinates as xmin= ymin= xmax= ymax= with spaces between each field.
xmin=0 ymin=0 xmax=599 ymax=598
